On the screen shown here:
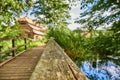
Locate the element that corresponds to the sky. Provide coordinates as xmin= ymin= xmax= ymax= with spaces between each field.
xmin=19 ymin=0 xmax=119 ymax=30
xmin=67 ymin=1 xmax=81 ymax=30
xmin=20 ymin=0 xmax=82 ymax=30
xmin=68 ymin=7 xmax=80 ymax=30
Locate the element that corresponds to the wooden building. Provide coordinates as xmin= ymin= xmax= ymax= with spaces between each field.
xmin=17 ymin=17 xmax=47 ymax=40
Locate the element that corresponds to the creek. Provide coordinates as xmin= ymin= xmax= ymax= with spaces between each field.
xmin=79 ymin=56 xmax=120 ymax=80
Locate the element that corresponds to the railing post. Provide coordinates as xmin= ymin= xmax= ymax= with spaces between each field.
xmin=0 ymin=46 xmax=3 ymax=62
xmin=24 ymin=38 xmax=27 ymax=50
xmin=12 ymin=39 xmax=15 ymax=57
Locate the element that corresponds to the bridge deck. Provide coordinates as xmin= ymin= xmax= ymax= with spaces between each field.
xmin=0 ymin=38 xmax=88 ymax=80
xmin=0 ymin=46 xmax=44 ymax=80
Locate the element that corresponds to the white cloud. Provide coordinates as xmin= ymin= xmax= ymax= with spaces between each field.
xmin=70 ymin=12 xmax=79 ymax=19
xmin=67 ymin=1 xmax=82 ymax=30
xmin=68 ymin=23 xmax=80 ymax=30
xmin=102 ymin=11 xmax=111 ymax=17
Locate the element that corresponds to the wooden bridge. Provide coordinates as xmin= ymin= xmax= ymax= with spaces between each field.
xmin=0 ymin=38 xmax=88 ymax=80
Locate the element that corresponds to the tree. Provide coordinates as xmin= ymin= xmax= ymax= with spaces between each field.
xmin=0 ymin=0 xmax=71 ymax=37
xmin=73 ymin=0 xmax=120 ymax=56
xmin=0 ymin=0 xmax=33 ymax=37
xmin=0 ymin=0 xmax=33 ymax=29
xmin=31 ymin=0 xmax=70 ymax=27
xmin=76 ymin=0 xmax=120 ymax=28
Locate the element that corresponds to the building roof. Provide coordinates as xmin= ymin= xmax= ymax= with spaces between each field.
xmin=18 ymin=17 xmax=47 ymax=35
xmin=18 ymin=16 xmax=35 ymax=24
xmin=33 ymin=29 xmax=45 ymax=35
xmin=28 ymin=23 xmax=46 ymax=32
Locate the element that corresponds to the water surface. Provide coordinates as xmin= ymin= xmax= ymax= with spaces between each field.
xmin=79 ymin=56 xmax=120 ymax=80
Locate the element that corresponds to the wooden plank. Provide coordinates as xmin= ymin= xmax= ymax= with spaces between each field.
xmin=0 ymin=37 xmax=24 ymax=41
xmin=0 ymin=46 xmax=44 ymax=80
xmin=30 ymin=38 xmax=88 ymax=80
xmin=0 ymin=37 xmax=14 ymax=41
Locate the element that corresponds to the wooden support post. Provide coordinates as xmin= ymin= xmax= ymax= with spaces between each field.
xmin=24 ymin=38 xmax=27 ymax=50
xmin=0 ymin=46 xmax=3 ymax=62
xmin=12 ymin=39 xmax=15 ymax=57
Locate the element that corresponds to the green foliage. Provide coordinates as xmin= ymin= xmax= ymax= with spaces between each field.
xmin=0 ymin=0 xmax=119 ymax=63
xmin=83 ymin=23 xmax=120 ymax=56
xmin=0 ymin=23 xmax=22 ymax=37
xmin=0 ymin=0 xmax=33 ymax=39
xmin=76 ymin=0 xmax=120 ymax=27
xmin=46 ymin=27 xmax=71 ymax=48
xmin=0 ymin=0 xmax=70 ymax=39
xmin=46 ymin=23 xmax=120 ymax=61
xmin=46 ymin=27 xmax=96 ymax=60
xmin=32 ymin=0 xmax=70 ymax=27
xmin=0 ymin=0 xmax=33 ymax=27
xmin=109 ymin=21 xmax=120 ymax=55
xmin=73 ymin=0 xmax=120 ymax=58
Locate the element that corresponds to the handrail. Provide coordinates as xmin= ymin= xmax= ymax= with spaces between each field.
xmin=0 ymin=37 xmax=19 ymax=41
xmin=0 ymin=44 xmax=26 ymax=54
xmin=0 ymin=37 xmax=27 ymax=62
xmin=0 ymin=37 xmax=14 ymax=41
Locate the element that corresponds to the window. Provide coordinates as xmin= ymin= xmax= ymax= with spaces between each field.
xmin=28 ymin=33 xmax=31 ymax=38
xmin=20 ymin=21 xmax=26 ymax=24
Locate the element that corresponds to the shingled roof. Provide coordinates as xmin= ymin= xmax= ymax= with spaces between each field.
xmin=18 ymin=17 xmax=47 ymax=35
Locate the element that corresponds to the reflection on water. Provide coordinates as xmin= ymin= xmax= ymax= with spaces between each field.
xmin=80 ymin=57 xmax=120 ymax=80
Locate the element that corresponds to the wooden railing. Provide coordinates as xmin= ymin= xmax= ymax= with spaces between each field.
xmin=0 ymin=37 xmax=27 ymax=62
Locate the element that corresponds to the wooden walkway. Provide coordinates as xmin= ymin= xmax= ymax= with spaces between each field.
xmin=0 ymin=38 xmax=88 ymax=80
xmin=0 ymin=46 xmax=44 ymax=80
